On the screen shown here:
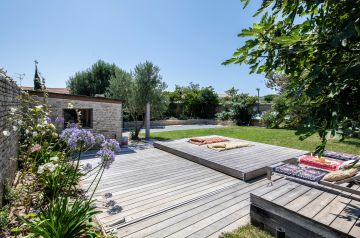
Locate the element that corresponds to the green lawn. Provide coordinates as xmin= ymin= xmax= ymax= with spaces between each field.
xmin=149 ymin=126 xmax=360 ymax=154
xmin=219 ymin=224 xmax=274 ymax=238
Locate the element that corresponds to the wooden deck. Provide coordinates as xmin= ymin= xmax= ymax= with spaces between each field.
xmin=250 ymin=179 xmax=360 ymax=238
xmin=81 ymin=141 xmax=360 ymax=237
xmin=81 ymin=148 xmax=245 ymax=235
xmin=154 ymin=136 xmax=306 ymax=181
xmin=81 ymin=147 xmax=289 ymax=237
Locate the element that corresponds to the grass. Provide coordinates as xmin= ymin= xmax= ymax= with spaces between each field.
xmin=219 ymin=224 xmax=274 ymax=238
xmin=149 ymin=126 xmax=360 ymax=154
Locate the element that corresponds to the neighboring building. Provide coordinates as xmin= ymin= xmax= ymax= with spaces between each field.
xmin=21 ymin=86 xmax=70 ymax=94
xmin=24 ymin=89 xmax=123 ymax=141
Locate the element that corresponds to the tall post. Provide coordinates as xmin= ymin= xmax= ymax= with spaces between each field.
xmin=256 ymin=88 xmax=260 ymax=114
xmin=145 ymin=102 xmax=150 ymax=140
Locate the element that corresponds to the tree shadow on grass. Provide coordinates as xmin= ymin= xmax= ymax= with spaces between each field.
xmin=340 ymin=140 xmax=360 ymax=148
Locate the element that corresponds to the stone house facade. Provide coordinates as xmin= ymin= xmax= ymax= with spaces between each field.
xmin=27 ymin=90 xmax=123 ymax=141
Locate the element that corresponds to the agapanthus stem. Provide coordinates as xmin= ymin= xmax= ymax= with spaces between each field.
xmin=67 ymin=142 xmax=83 ymax=192
xmin=81 ymin=163 xmax=102 ymax=181
xmin=85 ymin=163 xmax=103 ymax=193
xmin=88 ymin=163 xmax=106 ymax=202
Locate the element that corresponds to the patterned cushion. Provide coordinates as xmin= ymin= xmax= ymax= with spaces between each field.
xmin=273 ymin=164 xmax=327 ymax=182
xmin=298 ymin=155 xmax=343 ymax=171
xmin=323 ymin=151 xmax=359 ymax=161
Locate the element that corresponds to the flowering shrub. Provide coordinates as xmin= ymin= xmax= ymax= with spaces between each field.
xmin=38 ymin=160 xmax=82 ymax=200
xmin=2 ymin=90 xmax=120 ymax=237
xmin=60 ymin=127 xmax=95 ymax=150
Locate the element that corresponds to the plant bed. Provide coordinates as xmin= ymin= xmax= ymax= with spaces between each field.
xmin=0 ymin=92 xmax=119 ymax=237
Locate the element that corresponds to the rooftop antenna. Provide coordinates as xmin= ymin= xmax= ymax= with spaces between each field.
xmin=14 ymin=73 xmax=25 ymax=86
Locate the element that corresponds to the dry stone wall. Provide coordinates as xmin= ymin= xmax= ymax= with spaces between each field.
xmin=0 ymin=70 xmax=19 ymax=206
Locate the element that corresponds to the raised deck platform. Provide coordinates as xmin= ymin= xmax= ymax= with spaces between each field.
xmin=250 ymin=179 xmax=360 ymax=238
xmin=154 ymin=136 xmax=306 ymax=181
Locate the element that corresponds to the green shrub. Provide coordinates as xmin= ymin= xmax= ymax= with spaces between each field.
xmin=22 ymin=197 xmax=100 ymax=238
xmin=216 ymin=111 xmax=233 ymax=121
xmin=261 ymin=110 xmax=278 ymax=128
xmin=0 ymin=205 xmax=10 ymax=232
xmin=38 ymin=159 xmax=82 ymax=200
xmin=217 ymin=89 xmax=257 ymax=125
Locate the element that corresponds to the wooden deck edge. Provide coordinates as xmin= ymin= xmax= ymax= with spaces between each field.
xmin=154 ymin=142 xmax=245 ymax=180
xmin=250 ymin=193 xmax=354 ymax=238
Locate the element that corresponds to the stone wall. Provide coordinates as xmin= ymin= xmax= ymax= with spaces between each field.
xmin=251 ymin=103 xmax=272 ymax=113
xmin=0 ymin=70 xmax=19 ymax=206
xmin=44 ymin=97 xmax=123 ymax=140
xmin=124 ymin=118 xmax=234 ymax=130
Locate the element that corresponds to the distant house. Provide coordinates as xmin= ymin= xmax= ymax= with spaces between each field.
xmin=21 ymin=86 xmax=70 ymax=94
xmin=22 ymin=88 xmax=123 ymax=141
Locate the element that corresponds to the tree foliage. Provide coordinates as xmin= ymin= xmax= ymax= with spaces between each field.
xmin=263 ymin=94 xmax=278 ymax=103
xmin=225 ymin=0 xmax=360 ymax=154
xmin=217 ymin=87 xmax=257 ymax=125
xmin=67 ymin=60 xmax=118 ymax=96
xmin=106 ymin=61 xmax=168 ymax=139
xmin=34 ymin=63 xmax=45 ymax=90
xmin=167 ymin=83 xmax=219 ymax=119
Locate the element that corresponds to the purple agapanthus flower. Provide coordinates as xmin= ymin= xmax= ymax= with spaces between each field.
xmin=97 ymin=148 xmax=115 ymax=169
xmin=59 ymin=128 xmax=74 ymax=142
xmin=95 ymin=134 xmax=106 ymax=145
xmin=55 ymin=116 xmax=64 ymax=124
xmin=45 ymin=116 xmax=52 ymax=123
xmin=60 ymin=127 xmax=95 ymax=149
xmin=68 ymin=123 xmax=78 ymax=128
xmin=101 ymin=139 xmax=120 ymax=152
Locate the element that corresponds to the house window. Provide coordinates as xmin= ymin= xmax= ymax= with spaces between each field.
xmin=63 ymin=109 xmax=93 ymax=128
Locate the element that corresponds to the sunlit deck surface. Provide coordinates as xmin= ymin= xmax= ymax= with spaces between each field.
xmin=82 ymin=147 xmax=282 ymax=237
xmin=81 ymin=141 xmax=360 ymax=238
xmin=250 ymin=178 xmax=360 ymax=238
xmin=154 ymin=136 xmax=306 ymax=181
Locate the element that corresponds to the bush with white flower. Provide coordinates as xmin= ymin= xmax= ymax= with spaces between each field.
xmin=2 ymin=88 xmax=120 ymax=237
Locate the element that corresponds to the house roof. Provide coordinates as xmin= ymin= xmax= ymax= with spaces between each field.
xmin=23 ymin=89 xmax=122 ymax=104
xmin=21 ymin=86 xmax=70 ymax=94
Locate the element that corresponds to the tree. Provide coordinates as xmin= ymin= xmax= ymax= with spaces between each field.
xmin=106 ymin=61 xmax=168 ymax=139
xmin=34 ymin=61 xmax=43 ymax=90
xmin=224 ymin=0 xmax=360 ymax=154
xmin=224 ymin=87 xmax=239 ymax=99
xmin=167 ymin=83 xmax=219 ymax=119
xmin=263 ymin=94 xmax=278 ymax=103
xmin=217 ymin=88 xmax=257 ymax=125
xmin=265 ymin=73 xmax=290 ymax=93
xmin=67 ymin=60 xmax=118 ymax=96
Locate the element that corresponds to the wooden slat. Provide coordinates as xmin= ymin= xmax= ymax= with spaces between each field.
xmin=313 ymin=193 xmax=352 ymax=226
xmin=272 ymin=184 xmax=312 ymax=207
xmin=298 ymin=190 xmax=338 ymax=218
xmin=330 ymin=199 xmax=360 ymax=234
xmin=285 ymin=188 xmax=324 ymax=212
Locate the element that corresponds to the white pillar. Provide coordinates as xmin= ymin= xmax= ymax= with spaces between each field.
xmin=145 ymin=102 xmax=150 ymax=140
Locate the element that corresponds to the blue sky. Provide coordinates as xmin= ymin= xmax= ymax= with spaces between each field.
xmin=0 ymin=0 xmax=275 ymax=96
